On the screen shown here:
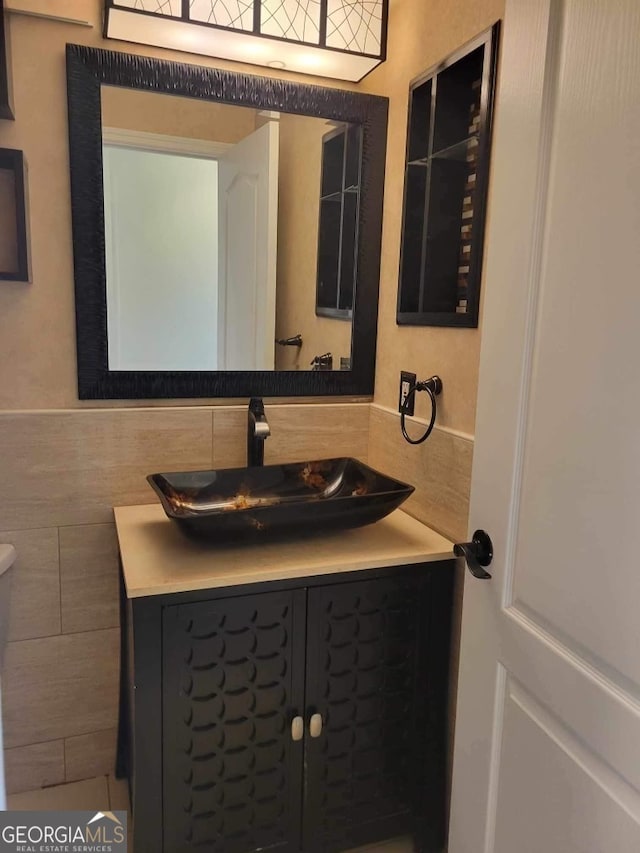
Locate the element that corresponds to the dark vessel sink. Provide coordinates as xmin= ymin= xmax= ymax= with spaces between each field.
xmin=147 ymin=458 xmax=414 ymax=541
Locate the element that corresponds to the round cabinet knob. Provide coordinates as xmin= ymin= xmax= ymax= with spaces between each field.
xmin=291 ymin=716 xmax=304 ymax=742
xmin=309 ymin=713 xmax=323 ymax=738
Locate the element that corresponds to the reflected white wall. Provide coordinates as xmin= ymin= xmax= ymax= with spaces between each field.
xmin=104 ymin=146 xmax=219 ymax=371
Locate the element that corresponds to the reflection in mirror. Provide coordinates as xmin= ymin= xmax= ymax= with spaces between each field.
xmin=100 ymin=86 xmax=358 ymax=373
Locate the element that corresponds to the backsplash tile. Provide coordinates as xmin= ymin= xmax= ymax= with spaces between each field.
xmin=0 ymin=409 xmax=213 ymax=529
xmin=368 ymin=405 xmax=473 ymax=542
xmin=267 ymin=404 xmax=369 ymax=464
xmin=211 ymin=408 xmax=246 ymax=469
xmin=213 ymin=403 xmax=370 ymax=469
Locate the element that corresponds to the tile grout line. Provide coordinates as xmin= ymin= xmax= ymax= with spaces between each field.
xmin=371 ymin=401 xmax=475 ymax=443
xmin=0 ymin=401 xmax=373 ymax=417
xmin=6 ymin=725 xmax=116 ymax=755
xmin=8 ymin=628 xmax=63 ymax=643
xmin=5 ymin=736 xmax=63 ymax=751
xmin=1 ymin=520 xmax=130 ymax=535
xmin=7 ymin=620 xmax=120 ymax=645
xmin=5 ymin=625 xmax=120 ymax=653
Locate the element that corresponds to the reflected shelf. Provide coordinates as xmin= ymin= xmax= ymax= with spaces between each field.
xmin=408 ymin=134 xmax=479 ymax=167
xmin=431 ymin=134 xmax=479 ymax=162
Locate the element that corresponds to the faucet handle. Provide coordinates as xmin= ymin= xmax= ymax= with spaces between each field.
xmin=248 ymin=398 xmax=270 ymax=438
xmin=247 ymin=398 xmax=270 ymax=466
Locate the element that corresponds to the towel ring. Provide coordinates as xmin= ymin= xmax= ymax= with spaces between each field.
xmin=400 ymin=376 xmax=443 ymax=445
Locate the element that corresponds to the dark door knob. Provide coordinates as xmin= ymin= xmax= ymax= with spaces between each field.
xmin=454 ymin=529 xmax=493 ymax=579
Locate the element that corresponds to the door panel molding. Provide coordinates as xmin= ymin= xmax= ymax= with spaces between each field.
xmin=510 ymin=600 xmax=640 ymax=703
xmin=483 ymin=662 xmax=507 ymax=853
xmin=500 ymin=609 xmax=640 ymax=794
xmin=500 ymin=0 xmax=566 ymax=612
xmin=493 ymin=678 xmax=640 ymax=853
xmin=507 ymin=677 xmax=640 ymax=818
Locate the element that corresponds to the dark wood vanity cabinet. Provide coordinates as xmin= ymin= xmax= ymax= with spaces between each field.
xmin=162 ymin=589 xmax=305 ymax=853
xmin=120 ymin=565 xmax=453 ymax=853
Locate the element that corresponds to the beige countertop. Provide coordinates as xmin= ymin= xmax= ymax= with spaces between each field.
xmin=114 ymin=503 xmax=455 ymax=599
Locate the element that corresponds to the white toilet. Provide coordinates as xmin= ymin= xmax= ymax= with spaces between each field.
xmin=0 ymin=544 xmax=16 ymax=810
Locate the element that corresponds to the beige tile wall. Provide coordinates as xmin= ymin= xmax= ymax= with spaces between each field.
xmin=6 ymin=528 xmax=60 ymax=642
xmin=64 ymin=729 xmax=118 ymax=783
xmin=4 ymin=741 xmax=65 ymax=795
xmin=0 ymin=403 xmax=370 ymax=793
xmin=59 ymin=525 xmax=120 ymax=634
xmin=0 ymin=410 xmax=214 ymax=529
xmin=368 ymin=405 xmax=473 ymax=543
xmin=212 ymin=404 xmax=370 ymax=469
xmin=368 ymin=402 xmax=473 ymax=807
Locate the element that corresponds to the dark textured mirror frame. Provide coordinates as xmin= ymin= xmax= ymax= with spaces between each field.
xmin=66 ymin=44 xmax=388 ymax=400
xmin=0 ymin=148 xmax=29 ymax=281
xmin=0 ymin=0 xmax=14 ymax=120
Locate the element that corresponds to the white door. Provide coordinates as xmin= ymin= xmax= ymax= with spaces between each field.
xmin=449 ymin=2 xmax=640 ymax=852
xmin=217 ymin=122 xmax=279 ymax=370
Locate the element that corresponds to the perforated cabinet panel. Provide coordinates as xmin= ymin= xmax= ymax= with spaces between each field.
xmin=162 ymin=590 xmax=306 ymax=853
xmin=303 ymin=576 xmax=429 ymax=852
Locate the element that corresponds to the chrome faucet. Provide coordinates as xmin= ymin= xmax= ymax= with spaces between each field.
xmin=247 ymin=397 xmax=270 ymax=466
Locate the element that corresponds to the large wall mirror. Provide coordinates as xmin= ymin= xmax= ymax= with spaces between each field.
xmin=66 ymin=45 xmax=388 ymax=399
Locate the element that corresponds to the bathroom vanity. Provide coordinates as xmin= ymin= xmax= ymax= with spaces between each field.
xmin=115 ymin=505 xmax=455 ymax=853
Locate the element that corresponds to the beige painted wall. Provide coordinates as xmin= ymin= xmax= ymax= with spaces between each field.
xmin=275 ymin=113 xmax=352 ymax=371
xmin=0 ymin=0 xmax=502 ymax=422
xmin=0 ymin=0 xmax=354 ymax=410
xmin=362 ymin=0 xmax=504 ymax=436
xmin=101 ymin=85 xmax=258 ymax=142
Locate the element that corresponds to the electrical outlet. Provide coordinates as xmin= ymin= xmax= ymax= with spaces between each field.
xmin=399 ymin=371 xmax=416 ymax=415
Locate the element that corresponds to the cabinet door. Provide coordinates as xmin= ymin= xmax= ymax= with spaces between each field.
xmin=303 ymin=575 xmax=430 ymax=852
xmin=162 ymin=589 xmax=306 ymax=853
